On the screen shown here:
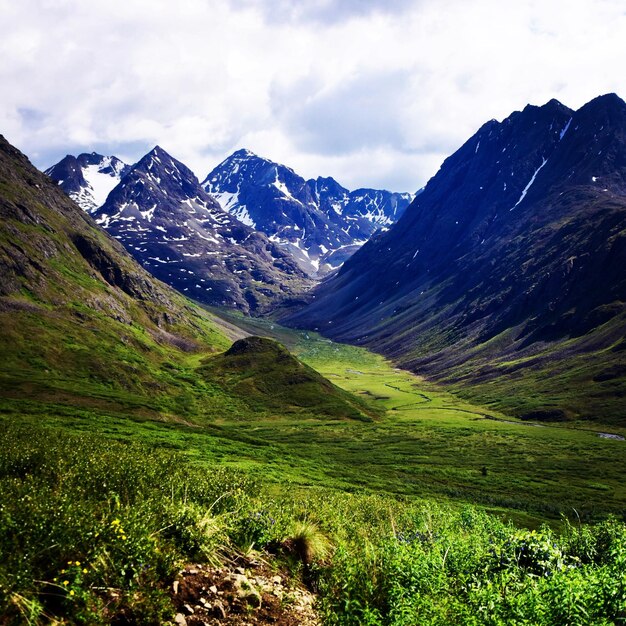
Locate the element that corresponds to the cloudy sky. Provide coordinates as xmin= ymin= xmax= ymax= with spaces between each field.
xmin=1 ymin=0 xmax=625 ymax=191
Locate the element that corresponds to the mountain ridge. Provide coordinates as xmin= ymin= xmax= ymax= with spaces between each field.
xmin=202 ymin=148 xmax=413 ymax=275
xmin=284 ymin=94 xmax=626 ymax=424
xmin=91 ymin=145 xmax=312 ymax=313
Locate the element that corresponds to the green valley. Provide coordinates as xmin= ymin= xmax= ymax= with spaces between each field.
xmin=1 ymin=135 xmax=625 ymax=624
xmin=3 ymin=312 xmax=625 ymax=526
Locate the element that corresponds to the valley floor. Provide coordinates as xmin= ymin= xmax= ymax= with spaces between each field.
xmin=4 ymin=309 xmax=624 ymax=528
xmin=204 ymin=310 xmax=626 ymax=526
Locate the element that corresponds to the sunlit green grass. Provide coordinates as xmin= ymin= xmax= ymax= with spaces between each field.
xmin=4 ymin=307 xmax=624 ymax=528
xmin=2 ymin=420 xmax=625 ymax=625
xmin=197 ymin=310 xmax=626 ymax=524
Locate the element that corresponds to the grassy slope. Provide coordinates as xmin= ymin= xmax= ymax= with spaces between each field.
xmin=438 ymin=315 xmax=626 ymax=424
xmin=0 ymin=135 xmax=238 ymax=423
xmin=199 ymin=336 xmax=379 ymax=422
xmin=7 ymin=300 xmax=622 ymax=527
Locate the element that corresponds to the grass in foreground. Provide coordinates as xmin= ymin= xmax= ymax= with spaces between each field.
xmin=1 ymin=421 xmax=625 ymax=625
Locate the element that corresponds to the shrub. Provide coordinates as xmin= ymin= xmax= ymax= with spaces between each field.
xmin=0 ymin=421 xmax=252 ymax=624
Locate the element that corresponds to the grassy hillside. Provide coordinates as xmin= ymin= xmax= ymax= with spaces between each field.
xmin=2 ymin=420 xmax=625 ymax=625
xmin=0 ymin=134 xmax=234 ymax=420
xmin=199 ymin=335 xmax=379 ymax=421
xmin=0 ymin=135 xmax=375 ymax=428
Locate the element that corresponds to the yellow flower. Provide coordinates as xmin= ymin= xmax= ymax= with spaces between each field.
xmin=67 ymin=561 xmax=72 ymax=565
xmin=121 ymin=535 xmax=127 ymax=541
xmin=75 ymin=561 xmax=81 ymax=567
xmin=83 ymin=568 xmax=88 ymax=574
xmin=63 ymin=581 xmax=69 ymax=586
xmin=111 ymin=519 xmax=120 ymax=526
xmin=69 ymin=590 xmax=75 ymax=597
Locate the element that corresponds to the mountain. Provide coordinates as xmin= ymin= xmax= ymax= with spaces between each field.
xmin=45 ymin=151 xmax=130 ymax=212
xmin=202 ymin=149 xmax=413 ymax=275
xmin=285 ymin=94 xmax=626 ymax=425
xmin=0 ymin=133 xmax=366 ymax=424
xmin=91 ymin=146 xmax=312 ymax=313
xmin=0 ymin=133 xmax=231 ymax=417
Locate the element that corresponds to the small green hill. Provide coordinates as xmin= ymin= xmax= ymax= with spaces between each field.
xmin=200 ymin=336 xmax=379 ymax=421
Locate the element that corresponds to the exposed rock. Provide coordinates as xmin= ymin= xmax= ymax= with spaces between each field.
xmin=230 ymin=573 xmax=262 ymax=608
xmin=172 ymin=561 xmax=319 ymax=625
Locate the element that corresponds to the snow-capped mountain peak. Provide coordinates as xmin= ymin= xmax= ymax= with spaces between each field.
xmin=45 ymin=152 xmax=130 ymax=213
xmin=91 ymin=145 xmax=310 ymax=312
xmin=202 ymin=150 xmax=414 ymax=276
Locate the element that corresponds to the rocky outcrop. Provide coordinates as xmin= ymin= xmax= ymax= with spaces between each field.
xmin=172 ymin=562 xmax=319 ymax=626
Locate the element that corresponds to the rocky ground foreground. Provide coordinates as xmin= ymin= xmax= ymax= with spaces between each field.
xmin=170 ymin=559 xmax=320 ymax=626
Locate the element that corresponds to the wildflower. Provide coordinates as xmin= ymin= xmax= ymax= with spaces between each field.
xmin=111 ymin=519 xmax=121 ymax=526
xmin=83 ymin=568 xmax=88 ymax=574
xmin=121 ymin=535 xmax=127 ymax=541
xmin=63 ymin=581 xmax=69 ymax=586
xmin=75 ymin=561 xmax=81 ymax=567
xmin=69 ymin=590 xmax=75 ymax=597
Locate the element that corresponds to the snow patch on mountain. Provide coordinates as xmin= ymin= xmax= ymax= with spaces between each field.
xmin=45 ymin=153 xmax=131 ymax=213
xmin=511 ymin=157 xmax=548 ymax=210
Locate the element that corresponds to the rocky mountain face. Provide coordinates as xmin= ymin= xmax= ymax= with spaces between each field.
xmin=45 ymin=152 xmax=130 ymax=212
xmin=202 ymin=149 xmax=413 ymax=275
xmin=92 ymin=146 xmax=312 ymax=313
xmin=285 ymin=94 xmax=626 ymax=423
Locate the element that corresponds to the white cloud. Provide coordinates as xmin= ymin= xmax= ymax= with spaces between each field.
xmin=1 ymin=0 xmax=625 ymax=191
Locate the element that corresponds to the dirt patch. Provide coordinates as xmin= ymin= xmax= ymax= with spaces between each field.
xmin=170 ymin=560 xmax=319 ymax=626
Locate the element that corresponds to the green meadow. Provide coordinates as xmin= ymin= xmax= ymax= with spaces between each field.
xmin=3 ymin=307 xmax=624 ymax=527
xmin=2 ymin=307 xmax=626 ymax=623
xmin=199 ymin=310 xmax=626 ymax=525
